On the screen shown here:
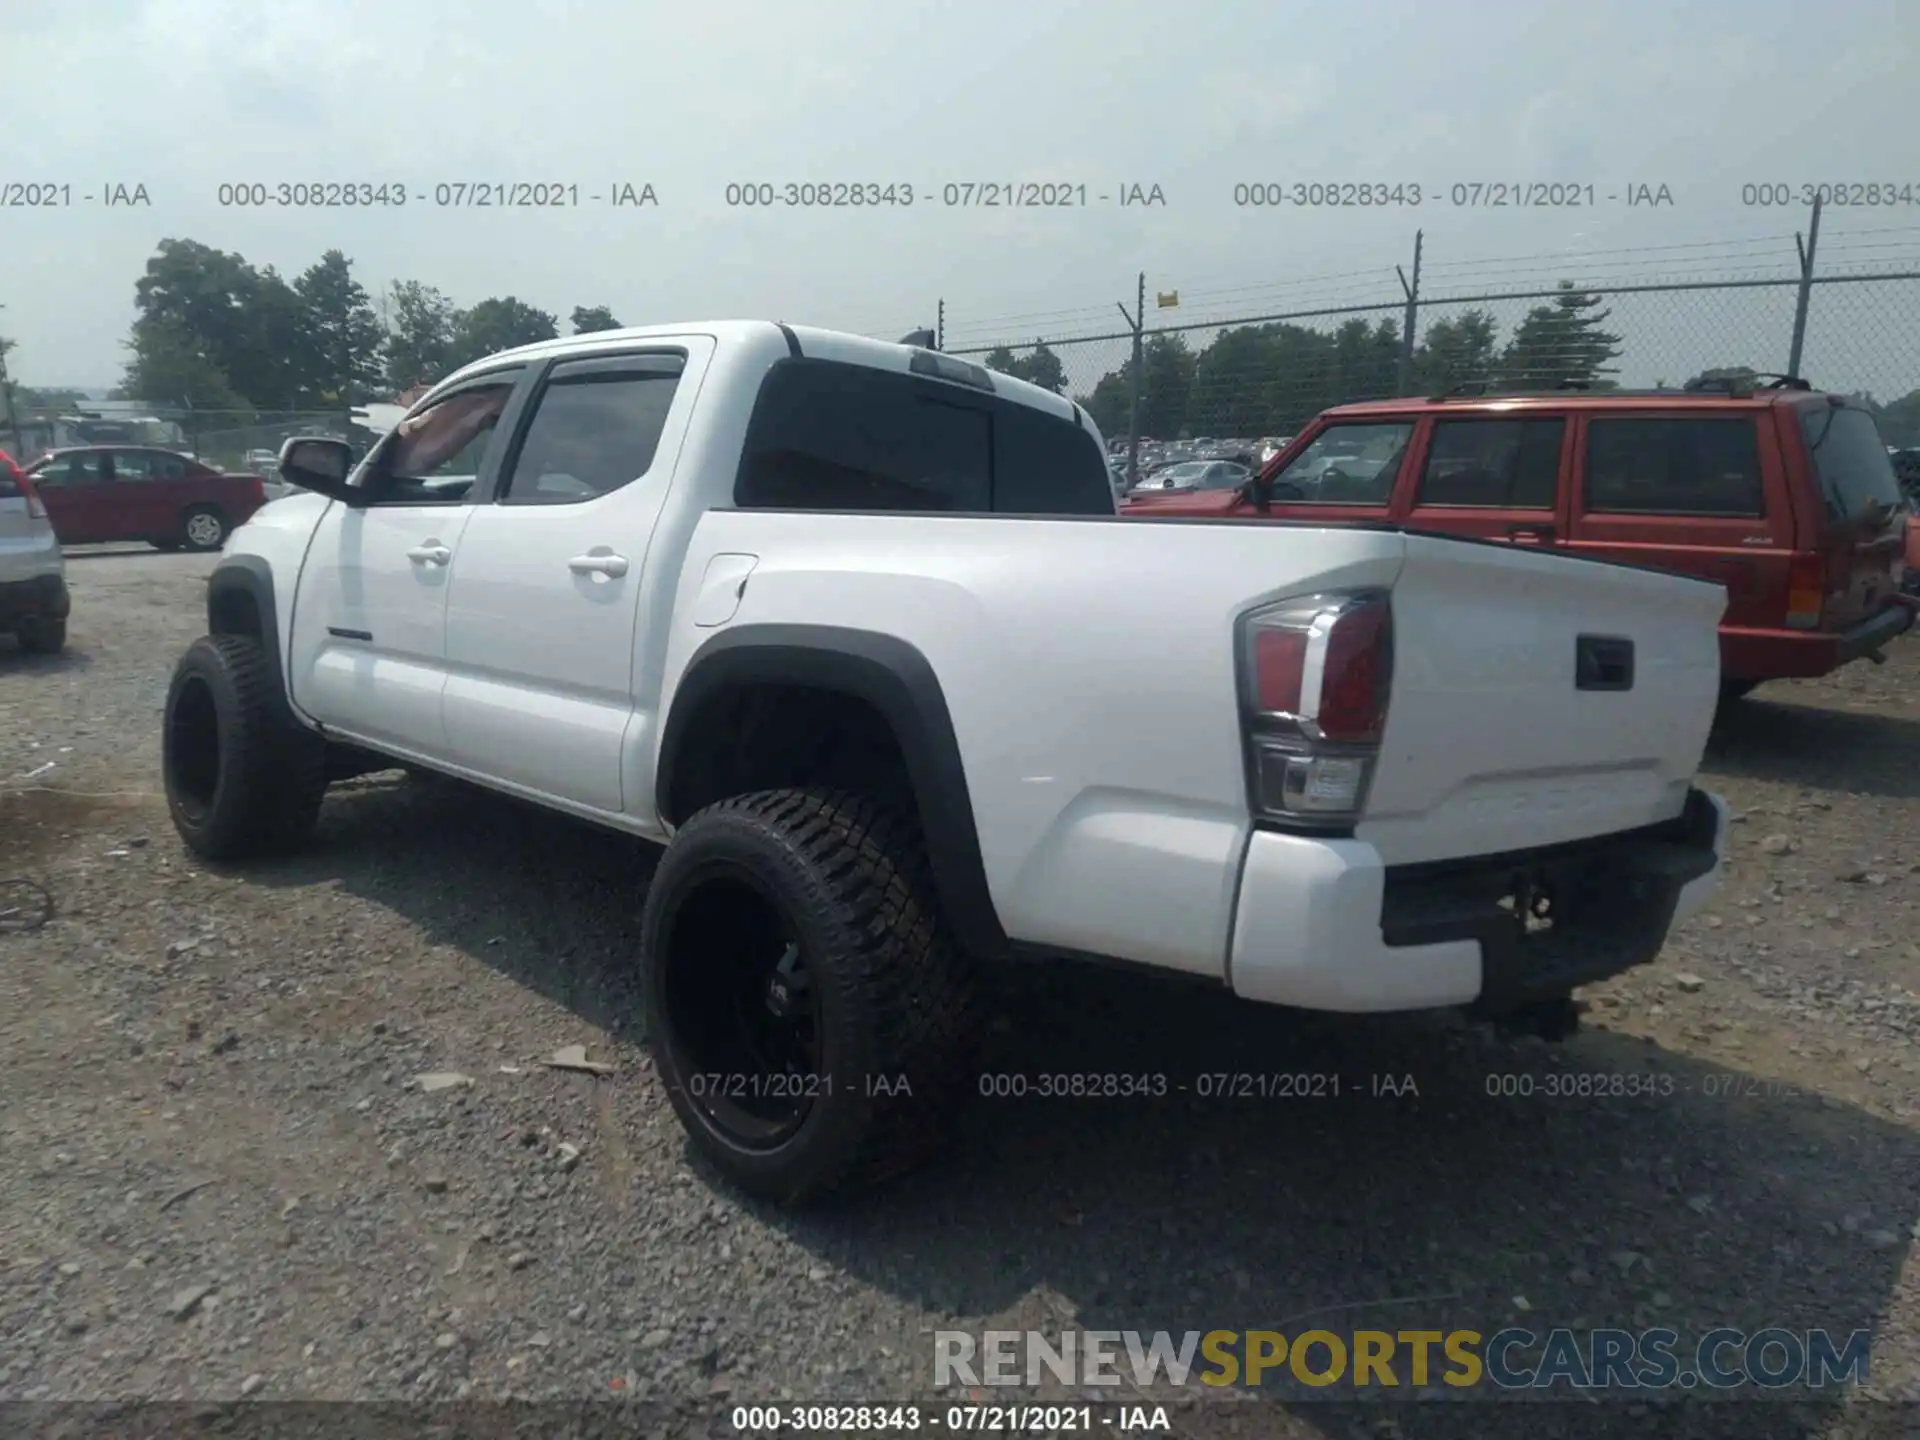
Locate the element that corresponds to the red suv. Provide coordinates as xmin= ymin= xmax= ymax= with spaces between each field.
xmin=22 ymin=446 xmax=269 ymax=552
xmin=1124 ymin=382 xmax=1915 ymax=698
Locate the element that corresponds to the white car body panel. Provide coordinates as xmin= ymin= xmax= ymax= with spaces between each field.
xmin=0 ymin=493 xmax=65 ymax=584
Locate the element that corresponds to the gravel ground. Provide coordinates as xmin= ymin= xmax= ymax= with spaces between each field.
xmin=2 ymin=548 xmax=1918 ymax=1439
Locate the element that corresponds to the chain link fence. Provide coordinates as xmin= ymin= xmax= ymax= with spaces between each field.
xmin=939 ymin=211 xmax=1920 ymax=471
xmin=166 ymin=409 xmax=351 ymax=472
xmin=0 ymin=406 xmax=349 ymax=471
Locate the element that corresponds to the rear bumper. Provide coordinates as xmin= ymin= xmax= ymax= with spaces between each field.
xmin=1721 ymin=604 xmax=1914 ymax=679
xmin=1837 ymin=601 xmax=1914 ymax=661
xmin=1228 ymin=788 xmax=1728 ymax=1014
xmin=0 ymin=571 xmax=70 ymax=625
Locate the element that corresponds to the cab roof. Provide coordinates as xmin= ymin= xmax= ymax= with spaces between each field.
xmin=444 ymin=320 xmax=1087 ymax=428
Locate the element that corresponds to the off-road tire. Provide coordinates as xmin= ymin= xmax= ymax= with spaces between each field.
xmin=179 ymin=505 xmax=229 ymax=553
xmin=16 ymin=617 xmax=66 ymax=654
xmin=163 ymin=633 xmax=329 ymax=860
xmin=641 ymin=788 xmax=983 ymax=1205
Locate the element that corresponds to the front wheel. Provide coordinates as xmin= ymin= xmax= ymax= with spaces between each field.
xmin=179 ymin=506 xmax=229 ymax=553
xmin=640 ymin=789 xmax=981 ymax=1205
xmin=163 ymin=634 xmax=329 ymax=860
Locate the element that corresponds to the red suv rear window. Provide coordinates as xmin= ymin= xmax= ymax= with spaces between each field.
xmin=1800 ymin=405 xmax=1904 ymax=521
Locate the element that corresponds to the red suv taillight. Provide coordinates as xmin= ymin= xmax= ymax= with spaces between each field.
xmin=1784 ymin=552 xmax=1825 ymax=630
xmin=1239 ymin=590 xmax=1393 ymax=829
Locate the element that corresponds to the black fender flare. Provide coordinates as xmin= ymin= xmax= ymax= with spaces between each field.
xmin=205 ymin=554 xmax=285 ymax=693
xmin=657 ymin=624 xmax=1008 ymax=960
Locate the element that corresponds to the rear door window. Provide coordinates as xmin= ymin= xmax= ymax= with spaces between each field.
xmin=1800 ymin=404 xmax=1904 ymax=521
xmin=735 ymin=357 xmax=1110 ymax=515
xmin=497 ymin=356 xmax=683 ymax=505
xmin=1583 ymin=417 xmax=1764 ymax=517
xmin=1417 ymin=418 xmax=1564 ymax=508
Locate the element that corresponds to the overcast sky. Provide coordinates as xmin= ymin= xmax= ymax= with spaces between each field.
xmin=3 ymin=0 xmax=1916 ymax=391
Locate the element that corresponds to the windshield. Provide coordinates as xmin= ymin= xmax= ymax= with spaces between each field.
xmin=1154 ymin=463 xmax=1209 ymax=482
xmin=1802 ymin=405 xmax=1904 ymax=521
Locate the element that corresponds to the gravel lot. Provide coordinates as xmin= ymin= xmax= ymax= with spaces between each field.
xmin=3 ymin=548 xmax=1919 ymax=1439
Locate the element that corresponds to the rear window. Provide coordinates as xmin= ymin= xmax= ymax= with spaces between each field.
xmin=734 ymin=358 xmax=1111 ymax=515
xmin=1417 ymin=418 xmax=1564 ymax=508
xmin=1800 ymin=405 xmax=1905 ymax=521
xmin=1583 ymin=417 xmax=1764 ymax=517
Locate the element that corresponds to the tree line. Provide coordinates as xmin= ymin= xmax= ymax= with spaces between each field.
xmin=986 ymin=283 xmax=1920 ymax=447
xmin=98 ymin=239 xmax=623 ymax=415
xmin=7 ymin=245 xmax=1918 ymax=449
xmin=995 ymin=284 xmax=1631 ymax=439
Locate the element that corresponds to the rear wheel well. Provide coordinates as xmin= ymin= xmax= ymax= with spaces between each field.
xmin=662 ymin=683 xmax=917 ymax=827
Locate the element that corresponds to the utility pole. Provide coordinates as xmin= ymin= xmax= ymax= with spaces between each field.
xmin=1787 ymin=192 xmax=1823 ymax=380
xmin=936 ymin=298 xmax=945 ymax=352
xmin=0 ymin=304 xmax=25 ymax=458
xmin=1117 ymin=272 xmax=1146 ymax=488
xmin=1396 ymin=229 xmax=1423 ymax=395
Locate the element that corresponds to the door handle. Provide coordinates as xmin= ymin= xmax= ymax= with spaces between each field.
xmin=568 ymin=552 xmax=629 ymax=577
xmin=406 ymin=544 xmax=452 ymax=565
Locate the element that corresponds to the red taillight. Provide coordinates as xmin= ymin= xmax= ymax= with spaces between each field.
xmin=1252 ymin=628 xmax=1307 ymax=713
xmin=1317 ymin=602 xmax=1391 ymax=743
xmin=1785 ymin=552 xmax=1825 ymax=630
xmin=1242 ymin=591 xmax=1393 ymax=827
xmin=251 ymin=477 xmax=266 ymax=504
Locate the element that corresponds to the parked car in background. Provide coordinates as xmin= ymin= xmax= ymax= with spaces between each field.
xmin=23 ymin=446 xmax=269 ymax=551
xmin=1127 ymin=459 xmax=1250 ymax=496
xmin=1123 ymin=382 xmax=1914 ymax=698
xmin=0 ymin=450 xmax=70 ymax=653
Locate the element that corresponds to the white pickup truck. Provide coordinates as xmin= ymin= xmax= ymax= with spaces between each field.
xmin=161 ymin=321 xmax=1731 ymax=1204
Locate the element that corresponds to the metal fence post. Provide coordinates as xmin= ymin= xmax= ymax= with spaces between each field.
xmin=1 ymin=379 xmax=22 ymax=459
xmin=1397 ymin=229 xmax=1423 ymax=395
xmin=1118 ymin=272 xmax=1145 ymax=488
xmin=1787 ymin=193 xmax=1823 ymax=379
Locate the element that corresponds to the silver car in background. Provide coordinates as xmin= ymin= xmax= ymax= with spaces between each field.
xmin=0 ymin=456 xmax=70 ymax=653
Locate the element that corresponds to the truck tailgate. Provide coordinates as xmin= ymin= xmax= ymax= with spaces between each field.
xmin=1359 ymin=535 xmax=1726 ymax=866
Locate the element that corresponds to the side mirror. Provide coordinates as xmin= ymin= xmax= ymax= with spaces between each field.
xmin=1246 ymin=472 xmax=1275 ymax=513
xmin=277 ymin=437 xmax=357 ymax=502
